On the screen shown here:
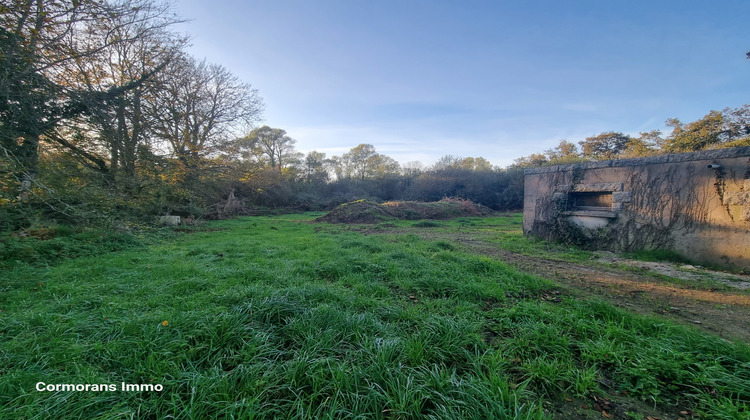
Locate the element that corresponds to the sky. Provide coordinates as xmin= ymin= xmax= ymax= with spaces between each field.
xmin=171 ymin=0 xmax=750 ymax=168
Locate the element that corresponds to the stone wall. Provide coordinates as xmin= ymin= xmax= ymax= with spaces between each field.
xmin=523 ymin=146 xmax=750 ymax=270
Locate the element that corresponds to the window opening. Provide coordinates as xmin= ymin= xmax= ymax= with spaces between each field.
xmin=569 ymin=191 xmax=612 ymax=211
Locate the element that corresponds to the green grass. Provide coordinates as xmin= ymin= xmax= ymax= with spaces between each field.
xmin=1 ymin=214 xmax=748 ymax=418
xmin=0 ymin=225 xmax=143 ymax=269
xmin=380 ymin=213 xmax=595 ymax=263
xmin=622 ymin=249 xmax=693 ymax=264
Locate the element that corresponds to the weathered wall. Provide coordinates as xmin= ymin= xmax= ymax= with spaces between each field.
xmin=523 ymin=147 xmax=750 ymax=270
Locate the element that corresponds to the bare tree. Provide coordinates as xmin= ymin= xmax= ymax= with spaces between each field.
xmin=147 ymin=55 xmax=263 ymax=168
xmin=67 ymin=2 xmax=187 ymax=186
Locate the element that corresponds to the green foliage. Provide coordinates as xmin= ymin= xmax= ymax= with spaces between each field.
xmin=334 ymin=144 xmax=401 ymax=181
xmin=512 ymin=140 xmax=588 ymax=168
xmin=664 ymin=111 xmax=726 ymax=152
xmin=431 ymin=155 xmax=494 ymax=171
xmin=236 ymin=125 xmax=299 ymax=170
xmin=402 ymin=165 xmax=523 ymax=210
xmin=620 ymin=130 xmax=663 ymax=158
xmin=579 ymin=131 xmax=633 ymax=160
xmin=515 ymin=105 xmax=750 ymax=167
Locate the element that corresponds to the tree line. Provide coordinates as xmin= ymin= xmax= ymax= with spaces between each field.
xmin=1 ymin=0 xmax=748 ymax=231
xmin=512 ymin=106 xmax=750 ymax=167
xmin=213 ymin=134 xmax=524 ymax=219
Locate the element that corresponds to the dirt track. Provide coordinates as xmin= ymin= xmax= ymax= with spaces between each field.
xmin=475 ymin=244 xmax=750 ymax=342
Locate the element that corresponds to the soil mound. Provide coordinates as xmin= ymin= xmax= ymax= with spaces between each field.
xmin=316 ymin=198 xmax=493 ymax=224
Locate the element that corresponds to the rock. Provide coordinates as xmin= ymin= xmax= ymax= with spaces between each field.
xmin=158 ymin=215 xmax=181 ymax=226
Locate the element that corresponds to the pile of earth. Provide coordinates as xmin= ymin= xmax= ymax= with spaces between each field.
xmin=316 ymin=198 xmax=493 ymax=224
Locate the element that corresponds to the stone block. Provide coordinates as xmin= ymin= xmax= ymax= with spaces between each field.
xmin=612 ymin=191 xmax=632 ymax=203
xmin=158 ymin=215 xmax=181 ymax=226
xmin=612 ymin=154 xmax=670 ymax=166
xmin=572 ymin=183 xmax=624 ymax=192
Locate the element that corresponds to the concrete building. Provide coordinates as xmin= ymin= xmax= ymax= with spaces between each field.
xmin=523 ymin=146 xmax=750 ymax=270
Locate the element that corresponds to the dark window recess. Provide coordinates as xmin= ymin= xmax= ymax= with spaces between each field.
xmin=569 ymin=192 xmax=612 ymax=210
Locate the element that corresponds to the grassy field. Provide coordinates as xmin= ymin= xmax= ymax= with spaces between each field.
xmin=1 ymin=213 xmax=749 ymax=419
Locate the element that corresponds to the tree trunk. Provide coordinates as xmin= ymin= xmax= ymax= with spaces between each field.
xmin=15 ymin=134 xmax=39 ymax=202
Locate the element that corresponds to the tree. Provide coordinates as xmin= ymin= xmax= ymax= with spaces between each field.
xmin=579 ymin=132 xmax=632 ymax=160
xmin=301 ymin=150 xmax=330 ymax=183
xmin=401 ymin=161 xmax=424 ymax=177
xmin=467 ymin=157 xmax=493 ymax=171
xmin=663 ymin=111 xmax=725 ymax=152
xmin=0 ymin=27 xmax=59 ymax=186
xmin=148 ymin=55 xmax=263 ymax=168
xmin=431 ymin=155 xmax=493 ymax=171
xmin=370 ymin=154 xmax=401 ymax=178
xmin=512 ymin=140 xmax=583 ymax=167
xmin=0 ymin=0 xmax=181 ymax=195
xmin=512 ymin=153 xmax=548 ymax=168
xmin=239 ymin=126 xmax=298 ymax=171
xmin=335 ymin=144 xmax=399 ymax=180
xmin=71 ymin=4 xmax=186 ymax=188
xmin=543 ymin=140 xmax=581 ymax=163
xmin=343 ymin=144 xmax=377 ymax=180
xmin=431 ymin=155 xmax=462 ymax=171
xmin=722 ymin=105 xmax=750 ymax=147
xmin=663 ymin=107 xmax=750 ymax=152
xmin=620 ymin=130 xmax=662 ymax=158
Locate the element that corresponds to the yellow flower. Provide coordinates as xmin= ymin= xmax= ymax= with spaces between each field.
xmin=161 ymin=320 xmax=169 ymax=326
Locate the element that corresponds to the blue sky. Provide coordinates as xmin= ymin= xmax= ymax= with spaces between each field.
xmin=172 ymin=0 xmax=750 ymax=167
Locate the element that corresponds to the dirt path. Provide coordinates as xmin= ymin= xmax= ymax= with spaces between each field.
xmin=365 ymin=228 xmax=750 ymax=343
xmin=471 ymin=243 xmax=750 ymax=342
